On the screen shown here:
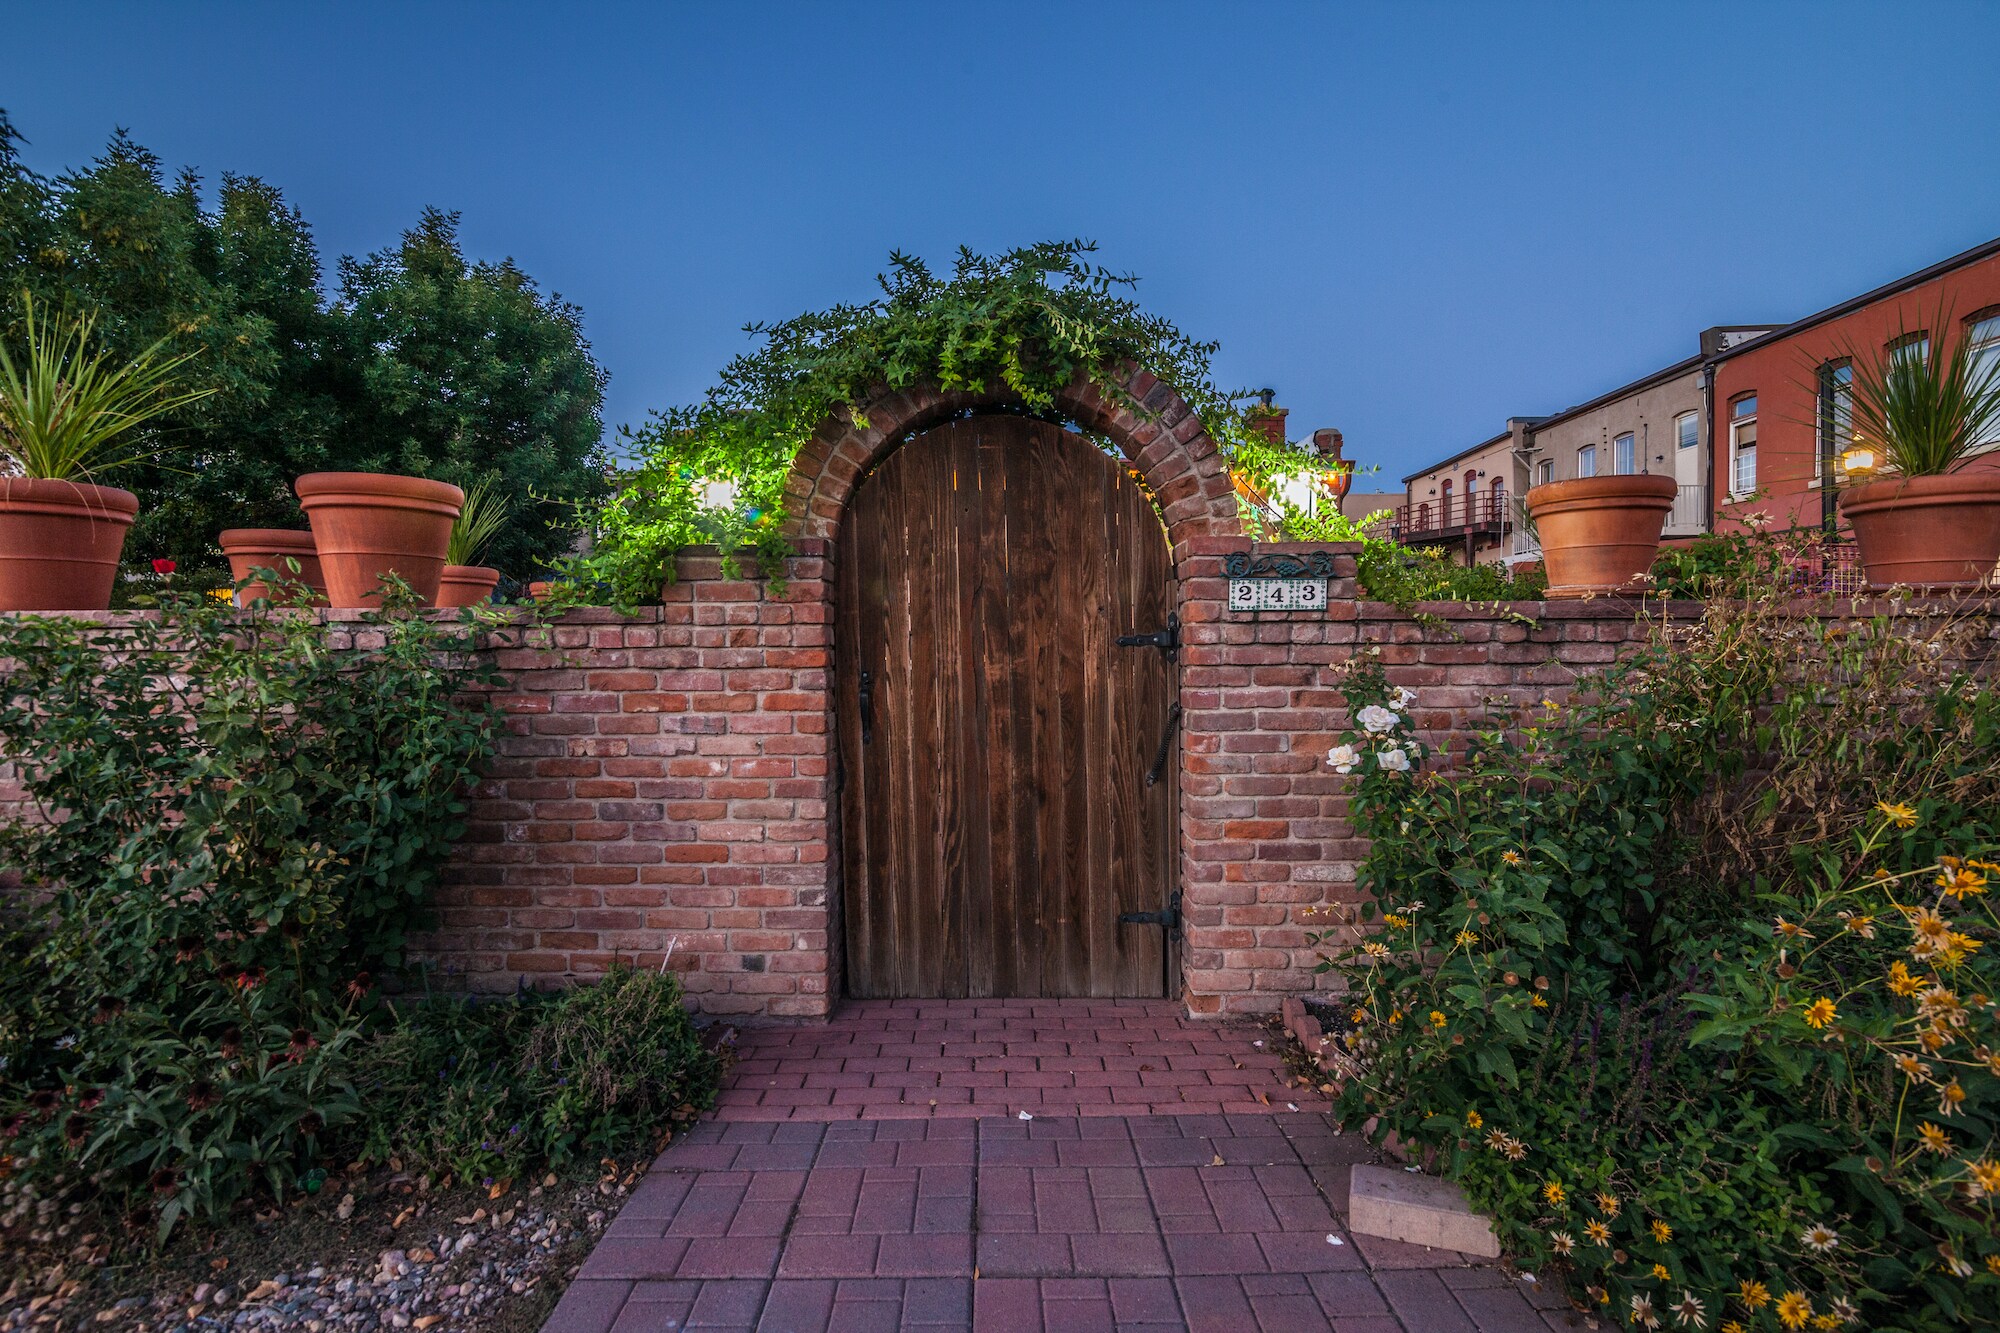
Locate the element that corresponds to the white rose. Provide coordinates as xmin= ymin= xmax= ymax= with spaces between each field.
xmin=1328 ymin=744 xmax=1359 ymax=774
xmin=1389 ymin=687 xmax=1417 ymax=711
xmin=1376 ymin=747 xmax=1411 ymax=772
xmin=1357 ymin=704 xmax=1398 ymax=734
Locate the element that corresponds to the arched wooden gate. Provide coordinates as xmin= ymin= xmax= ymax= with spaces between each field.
xmin=834 ymin=415 xmax=1180 ymax=998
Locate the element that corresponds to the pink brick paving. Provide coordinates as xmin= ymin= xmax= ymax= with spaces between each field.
xmin=544 ymin=1002 xmax=1567 ymax=1332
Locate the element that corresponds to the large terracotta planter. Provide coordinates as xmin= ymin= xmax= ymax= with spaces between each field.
xmin=1524 ymin=474 xmax=1678 ymax=598
xmin=295 ymin=473 xmax=463 ymax=608
xmin=0 ymin=478 xmax=140 ymax=612
xmin=437 ymin=564 xmax=501 ymax=607
xmin=1839 ymin=472 xmax=2000 ymax=591
xmin=218 ymin=529 xmax=327 ymax=606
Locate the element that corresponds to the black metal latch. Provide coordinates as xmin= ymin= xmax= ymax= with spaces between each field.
xmin=1115 ymin=612 xmax=1179 ymax=662
xmin=1120 ymin=891 xmax=1182 ymax=936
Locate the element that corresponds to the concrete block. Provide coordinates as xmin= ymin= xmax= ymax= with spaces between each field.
xmin=1348 ymin=1164 xmax=1501 ymax=1259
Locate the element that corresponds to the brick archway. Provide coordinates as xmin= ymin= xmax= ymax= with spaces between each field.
xmin=781 ymin=366 xmax=1246 ymax=556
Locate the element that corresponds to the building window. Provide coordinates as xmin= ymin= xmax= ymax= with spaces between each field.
xmin=1969 ymin=311 xmax=2000 ymax=447
xmin=1491 ymin=477 xmax=1506 ymax=520
xmin=1819 ymin=361 xmax=1853 ymax=483
xmin=1537 ymin=459 xmax=1555 ymax=486
xmin=1675 ymin=411 xmax=1697 ymax=451
xmin=1614 ymin=432 xmax=1635 ymax=475
xmin=1577 ymin=445 xmax=1597 ymax=478
xmin=1890 ymin=332 xmax=1930 ymax=366
xmin=1730 ymin=395 xmax=1758 ymax=496
xmin=1416 ymin=501 xmax=1430 ymax=530
xmin=1440 ymin=478 xmax=1453 ymax=525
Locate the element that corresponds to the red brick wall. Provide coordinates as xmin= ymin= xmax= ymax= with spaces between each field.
xmin=18 ymin=544 xmax=1982 ymax=1022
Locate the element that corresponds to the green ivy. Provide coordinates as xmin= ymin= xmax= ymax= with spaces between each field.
xmin=564 ymin=241 xmax=1324 ymax=603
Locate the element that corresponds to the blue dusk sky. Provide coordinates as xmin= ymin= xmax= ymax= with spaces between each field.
xmin=4 ymin=1 xmax=1998 ymax=483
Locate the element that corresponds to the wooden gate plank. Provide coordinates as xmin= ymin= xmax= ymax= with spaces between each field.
xmin=837 ymin=415 xmax=1175 ymax=999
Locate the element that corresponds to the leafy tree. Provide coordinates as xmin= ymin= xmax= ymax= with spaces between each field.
xmin=335 ymin=209 xmax=610 ymax=576
xmin=0 ymin=113 xmax=607 ymax=580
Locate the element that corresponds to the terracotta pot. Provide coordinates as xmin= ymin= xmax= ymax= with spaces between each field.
xmin=437 ymin=564 xmax=501 ymax=607
xmin=1839 ymin=472 xmax=2000 ymax=591
xmin=0 ymin=478 xmax=140 ymax=612
xmin=294 ymin=473 xmax=463 ymax=607
xmin=218 ymin=529 xmax=327 ymax=605
xmin=1524 ymin=474 xmax=1678 ymax=598
xmin=527 ymin=580 xmax=554 ymax=603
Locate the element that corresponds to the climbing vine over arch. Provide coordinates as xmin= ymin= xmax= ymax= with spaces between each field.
xmin=566 ymin=241 xmax=1325 ymax=602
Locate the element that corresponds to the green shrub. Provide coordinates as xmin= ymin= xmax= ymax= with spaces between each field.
xmin=0 ymin=581 xmax=501 ymax=1235
xmin=342 ymin=964 xmax=721 ymax=1186
xmin=1316 ymin=584 xmax=2000 ymax=1328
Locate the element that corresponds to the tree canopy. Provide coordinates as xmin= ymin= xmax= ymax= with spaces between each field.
xmin=0 ymin=112 xmax=608 ymax=580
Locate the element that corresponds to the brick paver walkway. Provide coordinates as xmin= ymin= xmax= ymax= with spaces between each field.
xmin=546 ymin=1002 xmax=1567 ymax=1332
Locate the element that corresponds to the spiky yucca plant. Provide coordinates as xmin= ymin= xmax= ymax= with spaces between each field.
xmin=1844 ymin=309 xmax=2000 ymax=477
xmin=446 ymin=473 xmax=511 ymax=567
xmin=0 ymin=296 xmax=214 ymax=482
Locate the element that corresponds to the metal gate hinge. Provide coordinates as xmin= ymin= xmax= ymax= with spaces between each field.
xmin=1119 ymin=890 xmax=1182 ymax=936
xmin=1115 ymin=612 xmax=1179 ymax=661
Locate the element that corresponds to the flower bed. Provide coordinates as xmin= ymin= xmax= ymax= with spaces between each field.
xmin=1314 ymin=584 xmax=2000 ymax=1329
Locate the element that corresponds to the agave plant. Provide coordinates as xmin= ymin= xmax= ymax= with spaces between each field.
xmin=0 ymin=296 xmax=214 ymax=481
xmin=1843 ymin=308 xmax=2000 ymax=477
xmin=446 ymin=473 xmax=511 ymax=567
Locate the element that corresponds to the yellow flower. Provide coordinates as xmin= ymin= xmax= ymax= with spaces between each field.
xmin=1464 ymin=1109 xmax=1483 ymax=1129
xmin=1800 ymin=1223 xmax=1839 ymax=1253
xmin=1454 ymin=929 xmax=1478 ymax=946
xmin=1876 ymin=800 xmax=1918 ymax=828
xmin=1721 ymin=1323 xmax=1748 ymax=1333
xmin=1837 ymin=911 xmax=1876 ymax=939
xmin=1942 ymin=933 xmax=1983 ymax=968
xmin=1502 ymin=1137 xmax=1528 ymax=1162
xmin=1811 ymin=1316 xmax=1840 ymax=1331
xmin=1986 ymin=1253 xmax=2000 ymax=1277
xmin=1936 ymin=858 xmax=1987 ymax=900
xmin=1776 ymin=1291 xmax=1812 ymax=1330
xmin=1650 ymin=1219 xmax=1673 ymax=1243
xmin=1584 ymin=1219 xmax=1612 ymax=1244
xmin=1938 ymin=1079 xmax=1967 ymax=1117
xmin=1502 ymin=850 xmax=1524 ymax=866
xmin=1737 ymin=1280 xmax=1771 ymax=1310
xmin=1773 ymin=917 xmax=1812 ymax=940
xmin=1651 ymin=1263 xmax=1671 ymax=1282
xmin=1363 ymin=941 xmax=1390 ymax=959
xmin=1543 ymin=1180 xmax=1566 ymax=1207
xmin=1916 ymin=1122 xmax=1952 ymax=1155
xmin=1350 ymin=1007 xmax=1369 ymax=1026
xmin=1888 ymin=961 xmax=1922 ymax=996
xmin=1383 ymin=913 xmax=1410 ymax=928
xmin=1548 ymin=1231 xmax=1574 ymax=1255
xmin=1896 ymin=1053 xmax=1930 ymax=1079
xmin=1968 ymin=1158 xmax=2000 ymax=1198
xmin=1802 ymin=997 xmax=1837 ymax=1030
xmin=1429 ymin=1010 xmax=1447 ymax=1029
xmin=1596 ymin=1190 xmax=1621 ymax=1217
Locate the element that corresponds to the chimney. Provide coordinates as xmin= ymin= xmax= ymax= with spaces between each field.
xmin=1248 ymin=388 xmax=1288 ymax=445
xmin=1311 ymin=428 xmax=1345 ymax=462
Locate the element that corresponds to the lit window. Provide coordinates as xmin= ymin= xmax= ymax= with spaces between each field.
xmin=1578 ymin=445 xmax=1597 ymax=478
xmin=1614 ymin=432 xmax=1635 ymax=475
xmin=1730 ymin=395 xmax=1758 ymax=496
xmin=1969 ymin=313 xmax=2000 ymax=446
xmin=1675 ymin=412 xmax=1697 ymax=451
xmin=1820 ymin=361 xmax=1853 ymax=481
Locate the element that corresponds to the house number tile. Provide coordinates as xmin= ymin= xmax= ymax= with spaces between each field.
xmin=1228 ymin=577 xmax=1328 ymax=612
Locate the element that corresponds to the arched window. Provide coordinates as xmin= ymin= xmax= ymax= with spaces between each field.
xmin=1490 ymin=477 xmax=1506 ymax=521
xmin=1577 ymin=445 xmax=1597 ymax=478
xmin=1440 ymin=478 xmax=1454 ymax=526
xmin=1968 ymin=309 xmax=2000 ymax=448
xmin=1417 ymin=501 xmax=1431 ymax=529
xmin=1729 ymin=394 xmax=1758 ymax=496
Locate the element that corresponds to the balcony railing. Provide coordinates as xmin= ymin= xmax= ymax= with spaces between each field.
xmin=1392 ymin=493 xmax=1511 ymax=542
xmin=1664 ymin=483 xmax=1708 ymax=535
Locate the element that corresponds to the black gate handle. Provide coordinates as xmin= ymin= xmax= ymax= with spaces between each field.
xmin=858 ymin=670 xmax=873 ymax=744
xmin=1116 ymin=612 xmax=1179 ymax=661
xmin=1144 ymin=702 xmax=1182 ymax=788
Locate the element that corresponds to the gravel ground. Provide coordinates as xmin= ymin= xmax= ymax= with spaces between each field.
xmin=0 ymin=1157 xmax=651 ymax=1333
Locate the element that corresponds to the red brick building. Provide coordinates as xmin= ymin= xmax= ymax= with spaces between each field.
xmin=1710 ymin=236 xmax=2000 ymax=533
